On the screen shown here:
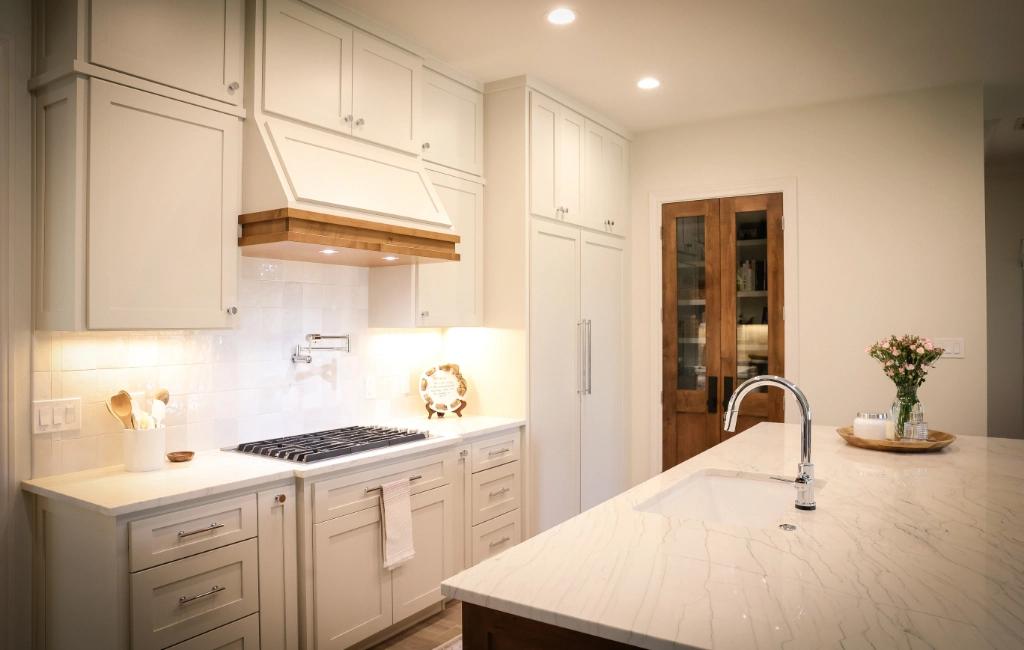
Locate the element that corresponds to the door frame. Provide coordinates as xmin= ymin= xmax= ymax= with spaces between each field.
xmin=647 ymin=178 xmax=800 ymax=477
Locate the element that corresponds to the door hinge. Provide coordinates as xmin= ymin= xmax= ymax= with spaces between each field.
xmin=660 ymin=390 xmax=663 ymax=404
xmin=660 ymin=225 xmax=663 ymax=240
xmin=782 ymin=216 xmax=785 ymax=231
xmin=783 ymin=306 xmax=786 ymax=321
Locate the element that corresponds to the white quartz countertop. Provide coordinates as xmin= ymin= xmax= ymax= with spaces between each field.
xmin=442 ymin=423 xmax=1024 ymax=649
xmin=21 ymin=415 xmax=524 ymax=517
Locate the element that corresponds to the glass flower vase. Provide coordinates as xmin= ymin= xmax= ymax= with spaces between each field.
xmin=891 ymin=389 xmax=923 ymax=440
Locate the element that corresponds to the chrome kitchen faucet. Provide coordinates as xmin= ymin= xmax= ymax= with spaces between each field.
xmin=724 ymin=375 xmax=816 ymax=511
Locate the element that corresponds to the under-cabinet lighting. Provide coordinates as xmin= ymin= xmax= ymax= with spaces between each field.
xmin=637 ymin=77 xmax=661 ymax=89
xmin=320 ymin=249 xmax=338 ymax=255
xmin=382 ymin=256 xmax=399 ymax=261
xmin=546 ymin=8 xmax=577 ymax=24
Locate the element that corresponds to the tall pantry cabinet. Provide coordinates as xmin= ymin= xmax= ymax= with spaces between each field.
xmin=484 ymin=77 xmax=631 ymax=536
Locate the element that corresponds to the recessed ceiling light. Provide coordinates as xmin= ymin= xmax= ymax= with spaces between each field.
xmin=637 ymin=77 xmax=660 ymax=89
xmin=319 ymin=249 xmax=338 ymax=254
xmin=382 ymin=256 xmax=399 ymax=261
xmin=546 ymin=8 xmax=577 ymax=25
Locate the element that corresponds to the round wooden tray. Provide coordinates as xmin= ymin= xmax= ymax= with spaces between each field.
xmin=836 ymin=426 xmax=955 ymax=452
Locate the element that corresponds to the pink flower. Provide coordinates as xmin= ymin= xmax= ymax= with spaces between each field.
xmin=925 ymin=341 xmax=933 ymax=350
xmin=888 ymin=370 xmax=895 ymax=376
xmin=905 ymin=364 xmax=914 ymax=370
xmin=917 ymin=347 xmax=925 ymax=354
xmin=865 ymin=346 xmax=871 ymax=353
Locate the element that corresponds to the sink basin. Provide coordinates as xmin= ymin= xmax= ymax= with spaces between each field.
xmin=635 ymin=469 xmax=820 ymax=528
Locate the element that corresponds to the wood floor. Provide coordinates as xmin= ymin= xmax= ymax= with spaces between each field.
xmin=369 ymin=601 xmax=462 ymax=650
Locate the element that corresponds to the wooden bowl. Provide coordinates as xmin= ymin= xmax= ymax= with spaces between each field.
xmin=836 ymin=426 xmax=955 ymax=453
xmin=167 ymin=451 xmax=195 ymax=462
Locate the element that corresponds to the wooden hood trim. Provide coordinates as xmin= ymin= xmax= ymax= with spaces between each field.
xmin=238 ymin=208 xmax=460 ymax=265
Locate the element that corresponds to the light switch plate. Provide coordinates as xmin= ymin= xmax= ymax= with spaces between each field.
xmin=33 ymin=398 xmax=82 ymax=434
xmin=933 ymin=338 xmax=965 ymax=359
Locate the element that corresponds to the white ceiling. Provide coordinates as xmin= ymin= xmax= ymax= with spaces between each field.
xmin=342 ymin=0 xmax=1024 ymax=134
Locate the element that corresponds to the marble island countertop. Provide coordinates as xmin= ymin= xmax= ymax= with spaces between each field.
xmin=442 ymin=423 xmax=1024 ymax=649
xmin=21 ymin=415 xmax=524 ymax=517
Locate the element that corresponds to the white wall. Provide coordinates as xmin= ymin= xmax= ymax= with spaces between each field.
xmin=31 ymin=257 xmax=450 ymax=477
xmin=630 ymin=84 xmax=987 ymax=482
xmin=985 ymin=166 xmax=1024 ymax=439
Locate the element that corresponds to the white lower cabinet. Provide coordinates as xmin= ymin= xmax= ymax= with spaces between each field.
xmin=464 ymin=432 xmax=523 ymax=568
xmin=166 ymin=613 xmax=260 ymax=650
xmin=471 ymin=509 xmax=522 ymax=566
xmin=312 ymin=483 xmax=455 ymax=648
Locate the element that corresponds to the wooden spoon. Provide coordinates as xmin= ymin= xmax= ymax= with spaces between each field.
xmin=110 ymin=391 xmax=134 ymax=429
xmin=104 ymin=400 xmax=124 ymax=426
xmin=153 ymin=388 xmax=170 ymax=405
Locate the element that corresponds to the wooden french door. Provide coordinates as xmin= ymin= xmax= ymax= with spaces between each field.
xmin=662 ymin=193 xmax=784 ymax=470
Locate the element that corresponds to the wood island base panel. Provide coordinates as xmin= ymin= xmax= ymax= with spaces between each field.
xmin=463 ymin=603 xmax=636 ymax=650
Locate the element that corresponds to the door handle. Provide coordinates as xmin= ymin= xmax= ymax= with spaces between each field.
xmin=577 ymin=321 xmax=584 ymax=394
xmin=585 ymin=319 xmax=593 ymax=395
xmin=706 ymin=376 xmax=718 ymax=413
xmin=722 ymin=376 xmax=734 ymax=412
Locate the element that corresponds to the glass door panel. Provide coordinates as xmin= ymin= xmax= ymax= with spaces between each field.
xmin=676 ymin=216 xmax=707 ymax=391
xmin=735 ymin=209 xmax=769 ymax=391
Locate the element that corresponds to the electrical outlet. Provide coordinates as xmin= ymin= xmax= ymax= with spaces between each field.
xmin=33 ymin=398 xmax=82 ymax=434
xmin=933 ymin=338 xmax=965 ymax=359
xmin=364 ymin=376 xmax=376 ymax=399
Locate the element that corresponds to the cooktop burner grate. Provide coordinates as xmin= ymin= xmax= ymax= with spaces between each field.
xmin=234 ymin=426 xmax=430 ymax=463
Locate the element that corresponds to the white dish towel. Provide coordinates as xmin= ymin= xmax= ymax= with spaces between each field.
xmin=380 ymin=478 xmax=415 ymax=570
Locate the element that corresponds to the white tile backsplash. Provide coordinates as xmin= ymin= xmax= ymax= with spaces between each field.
xmin=31 ymin=259 xmax=445 ymax=477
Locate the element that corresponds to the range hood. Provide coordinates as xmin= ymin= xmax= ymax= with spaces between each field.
xmin=238 ymin=207 xmax=459 ymax=267
xmin=240 ymin=115 xmax=457 ymax=266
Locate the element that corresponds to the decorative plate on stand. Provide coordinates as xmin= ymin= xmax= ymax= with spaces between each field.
xmin=420 ymin=364 xmax=467 ymax=418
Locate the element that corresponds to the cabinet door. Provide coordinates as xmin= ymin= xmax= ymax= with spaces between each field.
xmin=87 ymin=80 xmax=240 ymax=330
xmin=351 ymin=31 xmax=421 ymax=154
xmin=263 ymin=0 xmax=353 ymax=135
xmin=529 ymin=219 xmax=581 ymax=534
xmin=558 ymin=107 xmax=585 ymax=227
xmin=417 ymin=172 xmax=483 ymax=327
xmin=529 ymin=92 xmax=560 ymax=219
xmin=584 ymin=120 xmax=629 ymax=235
xmin=580 ymin=233 xmax=627 ymax=510
xmin=391 ymin=485 xmax=455 ymax=622
xmin=257 ymin=487 xmax=298 ymax=650
xmin=314 ymin=507 xmax=392 ymax=650
xmin=90 ymin=0 xmax=244 ymax=105
xmin=422 ymin=68 xmax=483 ymax=176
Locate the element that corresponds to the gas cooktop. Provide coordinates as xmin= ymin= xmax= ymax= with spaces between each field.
xmin=234 ymin=426 xmax=431 ymax=464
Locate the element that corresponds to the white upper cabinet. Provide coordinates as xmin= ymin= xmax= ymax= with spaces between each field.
xmin=88 ymin=0 xmax=244 ymax=104
xmin=558 ymin=106 xmax=585 ymax=227
xmin=529 ymin=91 xmax=560 ymax=220
xmin=351 ymin=31 xmax=421 ymax=154
xmin=584 ymin=119 xmax=629 ymax=236
xmin=88 ymin=80 xmax=240 ymax=330
xmin=263 ymin=0 xmax=354 ymax=134
xmin=529 ymin=91 xmax=587 ymax=227
xmin=261 ymin=0 xmax=422 ymax=154
xmin=422 ymin=68 xmax=484 ymax=176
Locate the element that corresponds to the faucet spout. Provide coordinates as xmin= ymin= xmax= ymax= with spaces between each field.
xmin=723 ymin=375 xmax=816 ymax=511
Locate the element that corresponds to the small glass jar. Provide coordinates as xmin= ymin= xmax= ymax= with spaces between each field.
xmin=853 ymin=413 xmax=889 ymax=440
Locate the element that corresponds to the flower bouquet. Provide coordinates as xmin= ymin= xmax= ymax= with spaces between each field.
xmin=866 ymin=335 xmax=944 ymax=439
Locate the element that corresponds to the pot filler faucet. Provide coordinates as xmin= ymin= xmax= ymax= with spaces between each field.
xmin=724 ymin=375 xmax=816 ymax=511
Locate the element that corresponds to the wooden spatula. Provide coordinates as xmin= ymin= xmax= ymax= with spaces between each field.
xmin=110 ymin=391 xmax=134 ymax=429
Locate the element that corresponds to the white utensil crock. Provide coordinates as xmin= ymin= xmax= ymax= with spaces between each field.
xmin=124 ymin=428 xmax=165 ymax=472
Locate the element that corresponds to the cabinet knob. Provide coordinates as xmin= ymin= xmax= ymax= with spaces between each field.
xmin=275 ymin=494 xmax=286 ymax=503
xmin=422 ymin=142 xmax=430 ymax=150
xmin=227 ymin=82 xmax=239 ymax=92
xmin=344 ymin=115 xmax=353 ymax=123
xmin=604 ymin=220 xmax=615 ymax=227
xmin=564 ymin=207 xmax=569 ymax=214
xmin=421 ymin=311 xmax=429 ymax=318
xmin=355 ymin=118 xmax=365 ymax=126
xmin=226 ymin=307 xmax=237 ymax=315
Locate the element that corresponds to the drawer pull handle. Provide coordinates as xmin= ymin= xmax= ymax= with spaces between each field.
xmin=179 ymin=585 xmax=224 ymax=605
xmin=489 ymin=536 xmax=510 ymax=548
xmin=488 ymin=448 xmax=510 ymax=456
xmin=488 ymin=487 xmax=510 ymax=497
xmin=178 ymin=523 xmax=223 ymax=538
xmin=365 ymin=474 xmax=422 ymax=493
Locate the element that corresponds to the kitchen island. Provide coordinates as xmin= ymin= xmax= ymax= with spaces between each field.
xmin=442 ymin=423 xmax=1024 ymax=649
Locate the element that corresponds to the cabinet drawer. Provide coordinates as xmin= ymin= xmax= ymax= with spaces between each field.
xmin=166 ymin=612 xmax=259 ymax=650
xmin=129 ymin=494 xmax=257 ymax=572
xmin=471 ymin=461 xmax=520 ymax=526
xmin=313 ymin=452 xmax=452 ymax=523
xmin=470 ymin=430 xmax=520 ymax=473
xmin=471 ymin=509 xmax=521 ymax=566
xmin=131 ymin=539 xmax=259 ymax=650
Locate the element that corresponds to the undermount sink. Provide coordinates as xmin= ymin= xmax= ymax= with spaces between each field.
xmin=635 ymin=469 xmax=824 ymax=528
